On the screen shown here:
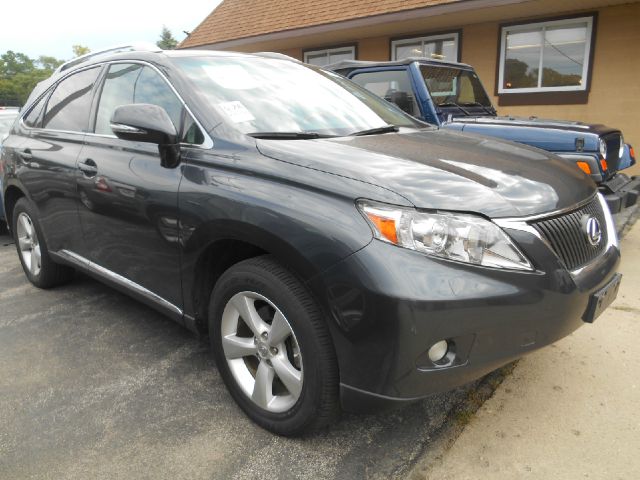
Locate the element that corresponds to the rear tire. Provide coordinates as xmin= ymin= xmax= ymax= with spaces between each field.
xmin=209 ymin=255 xmax=339 ymax=436
xmin=12 ymin=198 xmax=74 ymax=288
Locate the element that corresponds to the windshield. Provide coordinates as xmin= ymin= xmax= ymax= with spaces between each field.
xmin=420 ymin=66 xmax=492 ymax=108
xmin=171 ymin=56 xmax=421 ymax=136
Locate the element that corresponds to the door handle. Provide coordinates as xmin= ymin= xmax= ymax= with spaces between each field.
xmin=18 ymin=149 xmax=33 ymax=161
xmin=78 ymin=158 xmax=98 ymax=177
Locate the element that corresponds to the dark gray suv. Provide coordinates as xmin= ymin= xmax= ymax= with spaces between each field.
xmin=0 ymin=47 xmax=621 ymax=435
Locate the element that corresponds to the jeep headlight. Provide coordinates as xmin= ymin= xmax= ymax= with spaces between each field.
xmin=358 ymin=201 xmax=533 ymax=271
xmin=619 ymin=134 xmax=624 ymax=159
xmin=599 ymin=138 xmax=607 ymax=159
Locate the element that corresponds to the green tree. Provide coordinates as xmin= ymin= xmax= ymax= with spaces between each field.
xmin=156 ymin=26 xmax=178 ymax=50
xmin=38 ymin=55 xmax=64 ymax=71
xmin=0 ymin=51 xmax=35 ymax=77
xmin=0 ymin=50 xmax=64 ymax=106
xmin=72 ymin=45 xmax=91 ymax=57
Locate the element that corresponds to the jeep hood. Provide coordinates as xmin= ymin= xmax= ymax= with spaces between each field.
xmin=449 ymin=115 xmax=619 ymax=152
xmin=256 ymin=128 xmax=596 ymax=218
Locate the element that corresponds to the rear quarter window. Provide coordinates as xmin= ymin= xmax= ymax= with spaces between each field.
xmin=42 ymin=67 xmax=101 ymax=132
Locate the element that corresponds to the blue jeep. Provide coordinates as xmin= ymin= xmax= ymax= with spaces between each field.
xmin=328 ymin=58 xmax=639 ymax=213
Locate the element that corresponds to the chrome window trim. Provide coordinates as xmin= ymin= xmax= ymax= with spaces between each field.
xmin=19 ymin=59 xmax=214 ymax=150
xmin=56 ymin=249 xmax=183 ymax=317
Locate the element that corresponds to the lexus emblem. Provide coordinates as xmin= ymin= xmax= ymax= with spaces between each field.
xmin=585 ymin=216 xmax=602 ymax=246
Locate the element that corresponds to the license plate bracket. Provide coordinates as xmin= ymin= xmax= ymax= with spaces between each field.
xmin=582 ymin=273 xmax=623 ymax=323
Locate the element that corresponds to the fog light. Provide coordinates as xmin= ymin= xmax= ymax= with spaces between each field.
xmin=428 ymin=340 xmax=449 ymax=362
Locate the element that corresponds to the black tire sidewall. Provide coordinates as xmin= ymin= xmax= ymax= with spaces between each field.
xmin=209 ymin=258 xmax=335 ymax=435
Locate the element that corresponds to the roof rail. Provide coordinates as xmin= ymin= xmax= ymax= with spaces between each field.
xmin=56 ymin=43 xmax=162 ymax=73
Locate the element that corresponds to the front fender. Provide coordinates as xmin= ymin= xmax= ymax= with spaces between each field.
xmin=178 ymin=150 xmax=379 ymax=319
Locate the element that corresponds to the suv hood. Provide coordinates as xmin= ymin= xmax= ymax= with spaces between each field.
xmin=449 ymin=115 xmax=619 ymax=152
xmin=256 ymin=128 xmax=595 ymax=218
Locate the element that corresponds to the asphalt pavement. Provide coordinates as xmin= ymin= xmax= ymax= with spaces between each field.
xmin=0 ymin=230 xmax=479 ymax=480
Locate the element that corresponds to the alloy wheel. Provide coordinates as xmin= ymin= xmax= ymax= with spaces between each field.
xmin=16 ymin=212 xmax=41 ymax=277
xmin=221 ymin=291 xmax=303 ymax=413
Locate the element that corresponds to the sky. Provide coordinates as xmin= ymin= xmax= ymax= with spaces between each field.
xmin=0 ymin=0 xmax=222 ymax=61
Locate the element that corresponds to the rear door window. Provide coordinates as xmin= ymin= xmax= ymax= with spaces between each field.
xmin=42 ymin=67 xmax=101 ymax=132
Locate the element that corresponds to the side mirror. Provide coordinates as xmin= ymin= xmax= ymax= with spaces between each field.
xmin=111 ymin=104 xmax=181 ymax=168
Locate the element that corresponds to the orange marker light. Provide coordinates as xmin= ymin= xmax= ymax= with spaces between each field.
xmin=365 ymin=213 xmax=398 ymax=244
xmin=600 ymin=157 xmax=608 ymax=171
xmin=630 ymin=146 xmax=636 ymax=161
xmin=576 ymin=161 xmax=591 ymax=175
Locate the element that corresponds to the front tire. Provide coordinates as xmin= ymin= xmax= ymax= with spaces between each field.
xmin=12 ymin=198 xmax=74 ymax=288
xmin=209 ymin=256 xmax=339 ymax=436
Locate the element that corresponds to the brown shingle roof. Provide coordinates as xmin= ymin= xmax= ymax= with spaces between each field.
xmin=181 ymin=0 xmax=463 ymax=47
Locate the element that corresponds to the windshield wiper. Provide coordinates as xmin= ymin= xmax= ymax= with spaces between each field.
xmin=459 ymin=102 xmax=495 ymax=115
xmin=349 ymin=125 xmax=400 ymax=136
xmin=248 ymin=131 xmax=335 ymax=140
xmin=438 ymin=102 xmax=471 ymax=116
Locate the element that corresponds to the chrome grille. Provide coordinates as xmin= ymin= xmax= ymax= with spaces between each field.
xmin=530 ymin=197 xmax=607 ymax=270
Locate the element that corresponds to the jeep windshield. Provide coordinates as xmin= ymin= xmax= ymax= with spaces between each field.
xmin=420 ymin=65 xmax=493 ymax=113
xmin=171 ymin=55 xmax=423 ymax=137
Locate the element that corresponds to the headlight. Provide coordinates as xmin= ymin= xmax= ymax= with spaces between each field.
xmin=599 ymin=138 xmax=607 ymax=159
xmin=619 ymin=134 xmax=624 ymax=159
xmin=358 ymin=201 xmax=533 ymax=271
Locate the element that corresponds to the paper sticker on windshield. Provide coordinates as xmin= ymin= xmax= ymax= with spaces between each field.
xmin=217 ymin=101 xmax=255 ymax=123
xmin=202 ymin=65 xmax=258 ymax=90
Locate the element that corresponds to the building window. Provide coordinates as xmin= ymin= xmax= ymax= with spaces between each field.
xmin=391 ymin=33 xmax=459 ymax=62
xmin=499 ymin=16 xmax=594 ymax=94
xmin=303 ymin=46 xmax=356 ymax=66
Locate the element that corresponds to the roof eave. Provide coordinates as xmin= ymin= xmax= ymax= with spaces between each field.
xmin=180 ymin=0 xmax=527 ymax=50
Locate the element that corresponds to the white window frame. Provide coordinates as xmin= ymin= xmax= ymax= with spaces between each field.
xmin=303 ymin=46 xmax=356 ymax=65
xmin=498 ymin=16 xmax=594 ymax=94
xmin=391 ymin=32 xmax=460 ymax=61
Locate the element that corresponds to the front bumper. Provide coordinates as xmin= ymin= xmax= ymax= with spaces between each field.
xmin=599 ymin=173 xmax=640 ymax=214
xmin=308 ymin=217 xmax=621 ymax=413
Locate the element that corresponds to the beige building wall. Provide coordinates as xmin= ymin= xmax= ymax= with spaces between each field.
xmin=272 ymin=3 xmax=639 ymax=175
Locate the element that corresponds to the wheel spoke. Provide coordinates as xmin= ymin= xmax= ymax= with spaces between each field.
xmin=18 ymin=235 xmax=31 ymax=251
xmin=252 ymin=360 xmax=274 ymax=409
xmin=231 ymin=294 xmax=267 ymax=336
xmin=30 ymin=249 xmax=39 ymax=274
xmin=222 ymin=334 xmax=258 ymax=359
xmin=22 ymin=248 xmax=32 ymax=270
xmin=271 ymin=355 xmax=303 ymax=397
xmin=19 ymin=214 xmax=32 ymax=237
xmin=268 ymin=311 xmax=291 ymax=347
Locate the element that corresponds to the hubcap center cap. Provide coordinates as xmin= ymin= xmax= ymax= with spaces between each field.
xmin=257 ymin=341 xmax=270 ymax=359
